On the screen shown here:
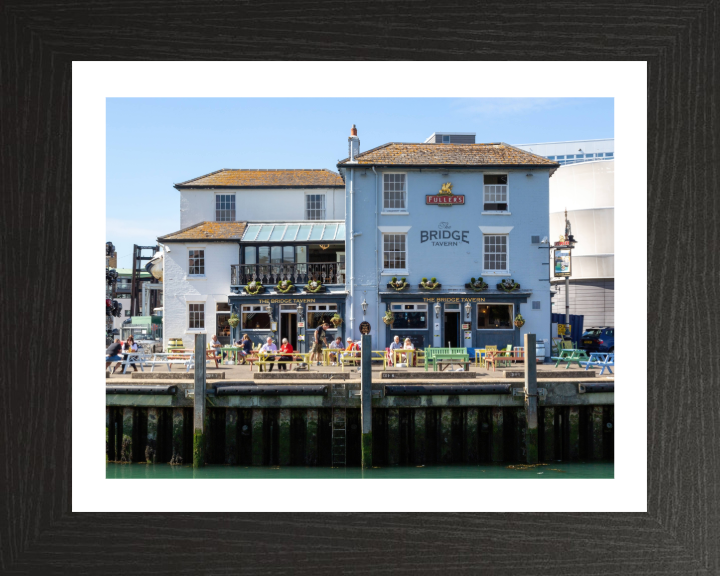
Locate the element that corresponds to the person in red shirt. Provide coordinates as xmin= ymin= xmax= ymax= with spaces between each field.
xmin=277 ymin=338 xmax=294 ymax=371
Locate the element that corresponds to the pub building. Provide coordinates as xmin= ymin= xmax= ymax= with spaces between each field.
xmin=337 ymin=128 xmax=559 ymax=358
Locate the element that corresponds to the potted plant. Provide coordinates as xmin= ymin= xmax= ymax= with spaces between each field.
xmin=497 ymin=278 xmax=521 ymax=292
xmin=388 ymin=276 xmax=408 ymax=291
xmin=419 ymin=277 xmax=441 ymax=290
xmin=245 ymin=280 xmax=264 ymax=295
xmin=382 ymin=310 xmax=395 ymax=326
xmin=514 ymin=314 xmax=525 ymax=328
xmin=305 ymin=279 xmax=324 ymax=293
xmin=330 ymin=313 xmax=343 ymax=327
xmin=466 ymin=276 xmax=488 ymax=292
xmin=228 ymin=313 xmax=240 ymax=328
xmin=276 ymin=279 xmax=295 ymax=294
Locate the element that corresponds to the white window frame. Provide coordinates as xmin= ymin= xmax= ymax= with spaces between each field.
xmin=441 ymin=135 xmax=450 ymax=144
xmin=187 ymin=302 xmax=206 ymax=331
xmin=187 ymin=247 xmax=206 ymax=277
xmin=305 ymin=193 xmax=326 ymax=220
xmin=240 ymin=304 xmax=272 ymax=331
xmin=482 ymin=173 xmax=510 ymax=214
xmin=389 ymin=303 xmax=428 ymax=330
xmin=381 ymin=172 xmax=408 ymax=215
xmin=215 ymin=193 xmax=236 ymax=222
xmin=476 ymin=302 xmax=515 ymax=331
xmin=380 ymin=230 xmax=409 ymax=275
xmin=481 ymin=233 xmax=510 ymax=275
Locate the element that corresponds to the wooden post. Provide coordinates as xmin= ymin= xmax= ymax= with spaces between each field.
xmin=251 ymin=408 xmax=264 ymax=466
xmin=542 ymin=407 xmax=555 ymax=462
xmin=306 ymin=408 xmax=319 ymax=466
xmin=491 ymin=407 xmax=504 ymax=462
xmin=464 ymin=407 xmax=479 ymax=463
xmin=568 ymin=406 xmax=580 ymax=460
xmin=387 ymin=408 xmax=400 ymax=465
xmin=413 ymin=408 xmax=426 ymax=465
xmin=225 ymin=408 xmax=238 ymax=465
xmin=193 ymin=333 xmax=206 ymax=468
xmin=171 ymin=408 xmax=184 ymax=465
xmin=524 ymin=333 xmax=538 ymax=464
xmin=146 ymin=407 xmax=158 ymax=464
xmin=121 ymin=407 xmax=134 ymax=463
xmin=592 ymin=406 xmax=604 ymax=460
xmin=278 ymin=409 xmax=291 ymax=466
xmin=360 ymin=334 xmax=372 ymax=468
xmin=440 ymin=408 xmax=453 ymax=464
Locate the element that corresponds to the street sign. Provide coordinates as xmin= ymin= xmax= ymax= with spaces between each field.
xmin=359 ymin=321 xmax=371 ymax=335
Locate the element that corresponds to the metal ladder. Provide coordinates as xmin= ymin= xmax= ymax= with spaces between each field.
xmin=331 ymin=383 xmax=346 ymax=467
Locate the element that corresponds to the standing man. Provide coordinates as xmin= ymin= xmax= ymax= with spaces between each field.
xmin=312 ymin=321 xmax=331 ymax=366
xmin=259 ymin=336 xmax=278 ymax=372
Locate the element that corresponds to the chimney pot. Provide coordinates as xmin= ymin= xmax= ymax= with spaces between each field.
xmin=351 ymin=124 xmax=357 ymax=136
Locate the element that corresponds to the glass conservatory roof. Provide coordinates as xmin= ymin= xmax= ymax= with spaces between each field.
xmin=241 ymin=222 xmax=345 ymax=243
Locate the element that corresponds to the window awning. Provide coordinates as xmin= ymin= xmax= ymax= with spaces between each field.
xmin=241 ymin=222 xmax=345 ymax=242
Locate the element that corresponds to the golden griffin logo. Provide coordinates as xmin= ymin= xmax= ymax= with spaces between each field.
xmin=439 ymin=182 xmax=453 ymax=196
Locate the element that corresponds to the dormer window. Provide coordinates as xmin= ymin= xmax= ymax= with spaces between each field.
xmin=442 ymin=135 xmax=450 ymax=144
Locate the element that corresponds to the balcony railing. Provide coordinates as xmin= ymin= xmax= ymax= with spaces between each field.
xmin=231 ymin=263 xmax=344 ymax=287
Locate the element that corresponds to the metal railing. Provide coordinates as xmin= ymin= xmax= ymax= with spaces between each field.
xmin=231 ymin=262 xmax=344 ymax=286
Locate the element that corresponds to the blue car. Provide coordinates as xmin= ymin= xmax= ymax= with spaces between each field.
xmin=579 ymin=327 xmax=614 ymax=353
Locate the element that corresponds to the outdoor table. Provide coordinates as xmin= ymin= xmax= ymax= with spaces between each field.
xmin=582 ymin=352 xmax=614 ymax=375
xmin=219 ymin=346 xmax=242 ymax=365
xmin=435 ymin=358 xmax=471 ymax=372
xmin=393 ymin=349 xmax=416 ymax=367
xmin=323 ymin=348 xmax=343 ymax=366
xmin=474 ymin=349 xmax=486 ymax=367
xmin=552 ymin=348 xmax=590 ymax=369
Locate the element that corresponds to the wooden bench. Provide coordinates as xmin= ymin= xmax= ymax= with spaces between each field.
xmin=425 ymin=348 xmax=470 ymax=372
xmin=551 ymin=349 xmax=590 ymax=369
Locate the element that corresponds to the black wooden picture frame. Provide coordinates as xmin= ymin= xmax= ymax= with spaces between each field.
xmin=2 ymin=2 xmax=717 ymax=573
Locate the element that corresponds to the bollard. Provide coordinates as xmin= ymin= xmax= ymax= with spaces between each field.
xmin=193 ymin=333 xmax=206 ymax=468
xmin=360 ymin=334 xmax=372 ymax=468
xmin=524 ymin=333 xmax=538 ymax=464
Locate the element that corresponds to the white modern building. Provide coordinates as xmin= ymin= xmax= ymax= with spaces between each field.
xmin=515 ymin=139 xmax=614 ymax=327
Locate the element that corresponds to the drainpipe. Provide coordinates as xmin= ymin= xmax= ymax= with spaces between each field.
xmin=348 ymin=167 xmax=354 ymax=337
xmin=372 ymin=166 xmax=379 ymax=350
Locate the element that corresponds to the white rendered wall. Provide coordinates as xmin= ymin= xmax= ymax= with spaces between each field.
xmin=162 ymin=242 xmax=238 ymax=350
xmin=180 ymin=188 xmax=346 ymax=228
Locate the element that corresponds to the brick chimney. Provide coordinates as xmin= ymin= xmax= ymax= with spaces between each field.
xmin=348 ymin=124 xmax=360 ymax=162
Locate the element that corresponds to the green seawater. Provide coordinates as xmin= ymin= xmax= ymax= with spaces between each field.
xmin=107 ymin=462 xmax=613 ymax=479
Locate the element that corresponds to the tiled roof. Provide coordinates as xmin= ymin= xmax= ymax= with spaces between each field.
xmin=175 ymin=169 xmax=344 ymax=189
xmin=158 ymin=222 xmax=247 ymax=242
xmin=337 ymin=143 xmax=560 ymax=169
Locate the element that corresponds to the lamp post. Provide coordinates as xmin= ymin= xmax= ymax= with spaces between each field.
xmin=464 ymin=301 xmax=471 ymax=320
xmin=296 ymin=303 xmax=303 ymax=318
xmin=434 ymin=302 xmax=441 ymax=319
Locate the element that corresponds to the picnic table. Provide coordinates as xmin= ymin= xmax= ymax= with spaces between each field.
xmin=551 ymin=348 xmax=590 ymax=369
xmin=256 ymin=351 xmax=311 ymax=372
xmin=115 ymin=351 xmax=196 ymax=374
xmin=219 ymin=346 xmax=243 ymax=365
xmin=392 ymin=349 xmax=417 ymax=368
xmin=435 ymin=358 xmax=471 ymax=372
xmin=581 ymin=352 xmax=614 ymax=375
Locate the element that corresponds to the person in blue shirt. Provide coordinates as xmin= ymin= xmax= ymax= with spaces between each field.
xmin=259 ymin=337 xmax=278 ymax=372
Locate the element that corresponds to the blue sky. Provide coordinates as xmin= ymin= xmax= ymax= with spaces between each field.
xmin=107 ymin=97 xmax=613 ymax=269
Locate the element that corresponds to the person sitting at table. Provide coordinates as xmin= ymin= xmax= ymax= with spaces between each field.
xmin=340 ymin=337 xmax=358 ymax=366
xmin=234 ymin=334 xmax=253 ymax=365
xmin=117 ymin=335 xmax=139 ymax=373
xmin=106 ymin=338 xmax=123 ymax=373
xmin=259 ymin=337 xmax=278 ymax=372
xmin=402 ymin=337 xmax=416 ymax=366
xmin=209 ymin=334 xmax=222 ymax=359
xmin=328 ymin=336 xmax=343 ymax=365
xmin=277 ymin=338 xmax=294 ymax=371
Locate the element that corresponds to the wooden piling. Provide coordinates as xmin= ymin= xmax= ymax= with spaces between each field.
xmin=193 ymin=333 xmax=207 ymax=468
xmin=106 ymin=408 xmax=112 ymax=462
xmin=440 ymin=408 xmax=453 ymax=464
xmin=516 ymin=407 xmax=528 ymax=463
xmin=278 ymin=408 xmax=291 ymax=466
xmin=251 ymin=408 xmax=264 ymax=466
xmin=360 ymin=334 xmax=372 ymax=469
xmin=306 ymin=408 xmax=319 ymax=466
xmin=121 ymin=407 xmax=134 ymax=463
xmin=568 ymin=406 xmax=580 ymax=460
xmin=225 ymin=408 xmax=238 ymax=465
xmin=523 ymin=334 xmax=538 ymax=464
xmin=592 ymin=406 xmax=603 ymax=460
xmin=171 ymin=407 xmax=184 ymax=465
xmin=387 ymin=408 xmax=400 ymax=465
xmin=413 ymin=408 xmax=426 ymax=465
xmin=491 ymin=407 xmax=504 ymax=462
xmin=464 ymin=407 xmax=479 ymax=463
xmin=146 ymin=407 xmax=158 ymax=464
xmin=542 ymin=407 xmax=555 ymax=461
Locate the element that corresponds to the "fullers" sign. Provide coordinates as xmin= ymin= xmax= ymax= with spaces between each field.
xmin=426 ymin=182 xmax=464 ymax=206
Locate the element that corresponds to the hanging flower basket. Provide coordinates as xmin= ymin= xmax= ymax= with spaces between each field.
xmin=245 ymin=281 xmax=264 ymax=295
xmin=465 ymin=277 xmax=488 ymax=292
xmin=276 ymin=279 xmax=295 ymax=294
xmin=514 ymin=314 xmax=525 ymax=328
xmin=419 ymin=277 xmax=441 ymax=290
xmin=497 ymin=278 xmax=521 ymax=292
xmin=382 ymin=310 xmax=395 ymax=326
xmin=304 ymin=279 xmax=324 ymax=293
xmin=228 ymin=313 xmax=240 ymax=328
xmin=387 ymin=276 xmax=409 ymax=291
xmin=330 ymin=313 xmax=343 ymax=327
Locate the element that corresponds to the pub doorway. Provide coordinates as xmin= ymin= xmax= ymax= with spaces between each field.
xmin=216 ymin=302 xmax=232 ymax=345
xmin=279 ymin=305 xmax=298 ymax=349
xmin=443 ymin=304 xmax=461 ymax=348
